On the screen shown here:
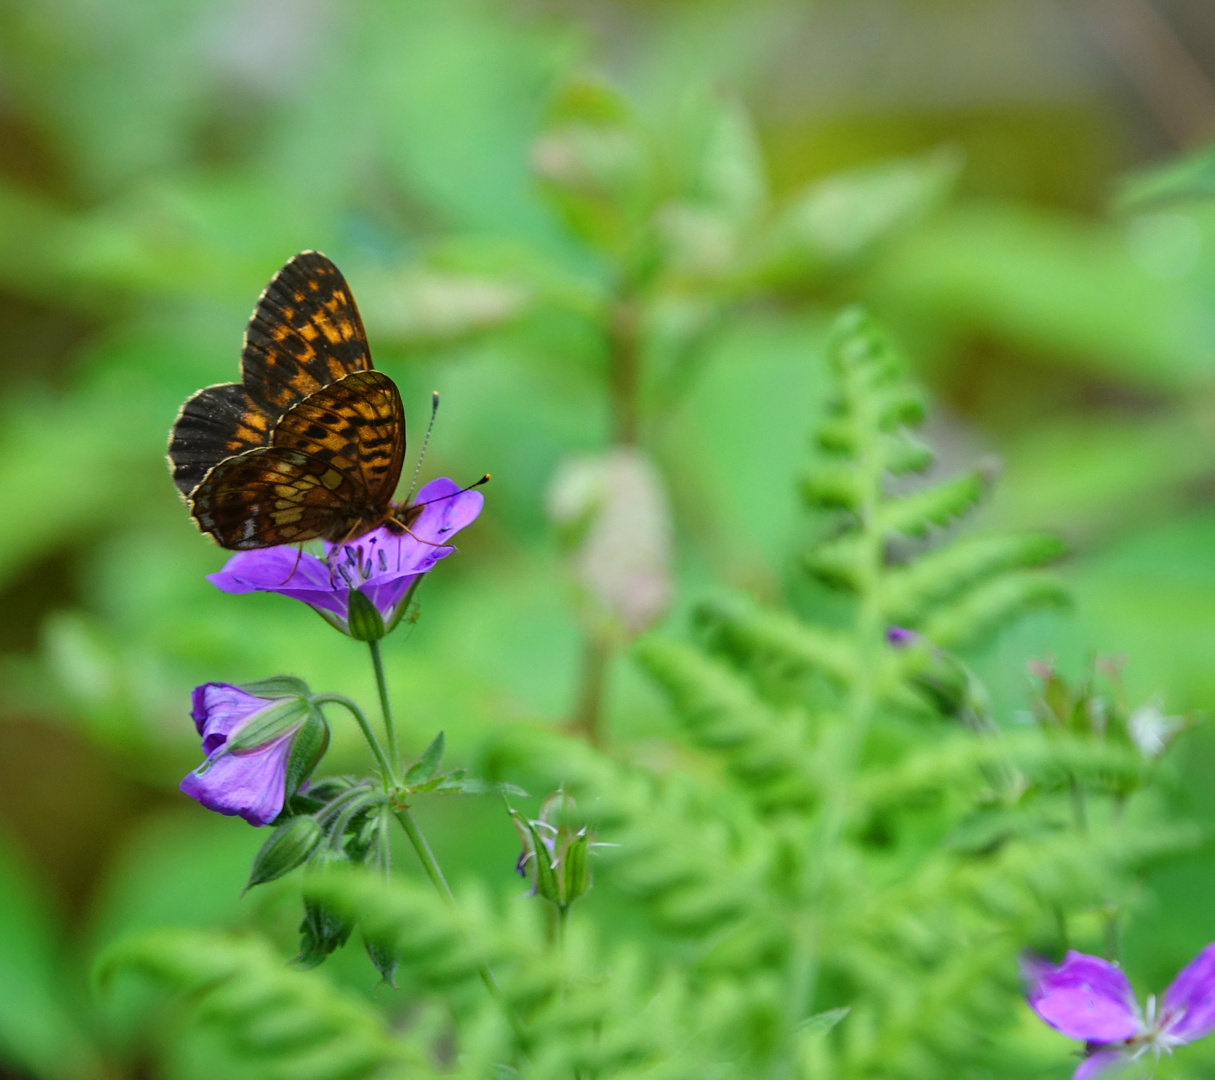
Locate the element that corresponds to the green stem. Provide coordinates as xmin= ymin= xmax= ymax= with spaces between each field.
xmin=570 ymin=631 xmax=612 ymax=746
xmin=394 ymin=808 xmax=454 ymax=901
xmin=786 ymin=379 xmax=886 ymax=1044
xmin=313 ymin=694 xmax=396 ymax=785
xmin=393 ymin=807 xmax=527 ymax=1043
xmin=368 ymin=640 xmax=399 ymax=770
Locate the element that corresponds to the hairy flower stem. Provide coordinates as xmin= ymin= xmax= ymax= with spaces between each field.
xmin=368 ymin=640 xmax=399 ymax=770
xmin=394 ymin=807 xmax=528 ymax=1044
xmin=312 ymin=694 xmax=397 ymax=785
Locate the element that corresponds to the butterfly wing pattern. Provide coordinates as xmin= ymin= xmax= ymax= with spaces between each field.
xmin=169 ymin=252 xmax=407 ymax=550
xmin=168 ymin=251 xmax=374 ymax=498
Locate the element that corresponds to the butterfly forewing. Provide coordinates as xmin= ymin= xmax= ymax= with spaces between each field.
xmin=241 ymin=251 xmax=373 ymax=416
xmin=190 ymin=447 xmax=368 ymax=549
xmin=272 ymin=370 xmax=406 ymax=506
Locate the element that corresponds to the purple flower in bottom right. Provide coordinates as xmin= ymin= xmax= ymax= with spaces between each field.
xmin=1023 ymin=945 xmax=1215 ymax=1078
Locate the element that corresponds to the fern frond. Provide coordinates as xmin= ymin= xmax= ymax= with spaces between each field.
xmin=484 ymin=726 xmax=771 ymax=937
xmin=97 ymin=930 xmax=415 ymax=1080
xmin=633 ymin=636 xmax=820 ymax=808
xmin=883 ymin=533 xmax=1064 ymax=626
xmin=921 ymin=571 xmax=1068 ymax=649
xmin=693 ymin=592 xmax=855 ymax=687
xmin=878 ymin=470 xmax=987 ymax=539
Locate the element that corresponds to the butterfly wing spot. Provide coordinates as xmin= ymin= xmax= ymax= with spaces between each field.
xmin=321 ymin=469 xmax=344 ymax=490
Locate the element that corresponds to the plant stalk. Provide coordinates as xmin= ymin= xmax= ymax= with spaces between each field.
xmin=394 ymin=807 xmax=527 ymax=1044
xmin=570 ymin=630 xmax=612 ymax=746
xmin=368 ymin=639 xmax=399 ymax=770
xmin=313 ymin=694 xmax=396 ymax=785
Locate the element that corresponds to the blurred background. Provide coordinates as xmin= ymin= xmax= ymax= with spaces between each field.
xmin=1 ymin=0 xmax=1215 ymax=1076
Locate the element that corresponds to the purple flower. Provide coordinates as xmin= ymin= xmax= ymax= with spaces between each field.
xmin=181 ymin=682 xmax=322 ymax=826
xmin=885 ymin=626 xmax=921 ymax=647
xmin=1023 ymin=946 xmax=1215 ymax=1077
xmin=207 ymin=478 xmax=484 ymax=637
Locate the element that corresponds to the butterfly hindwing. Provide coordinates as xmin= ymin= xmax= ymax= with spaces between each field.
xmin=168 ymin=382 xmax=274 ymax=496
xmin=271 ymin=370 xmax=405 ymax=506
xmin=190 ymin=447 xmax=368 ymax=549
xmin=240 ymin=251 xmax=373 ymax=417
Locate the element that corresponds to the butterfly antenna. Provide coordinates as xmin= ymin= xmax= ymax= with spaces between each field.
xmin=410 ymin=473 xmax=491 ymax=511
xmin=406 ymin=391 xmax=440 ymax=503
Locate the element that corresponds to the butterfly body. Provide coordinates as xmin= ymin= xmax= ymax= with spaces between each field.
xmin=169 ymin=252 xmax=412 ymax=550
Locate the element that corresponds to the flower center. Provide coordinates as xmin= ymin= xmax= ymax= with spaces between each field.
xmin=327 ymin=535 xmax=391 ymax=588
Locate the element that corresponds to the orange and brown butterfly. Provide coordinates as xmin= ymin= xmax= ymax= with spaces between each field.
xmin=168 ymin=251 xmax=419 ymax=550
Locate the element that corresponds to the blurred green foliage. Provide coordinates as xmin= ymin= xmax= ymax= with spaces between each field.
xmin=1 ymin=1 xmax=1215 ymax=1078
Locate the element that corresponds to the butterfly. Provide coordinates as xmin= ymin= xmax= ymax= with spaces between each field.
xmin=168 ymin=251 xmax=419 ymax=550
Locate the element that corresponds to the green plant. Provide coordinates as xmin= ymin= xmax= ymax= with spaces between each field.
xmin=101 ymin=309 xmax=1199 ymax=1079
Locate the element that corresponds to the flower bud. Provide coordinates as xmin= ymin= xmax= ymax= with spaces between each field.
xmin=512 ymin=791 xmax=599 ymax=909
xmin=296 ymin=849 xmax=354 ymax=968
xmin=246 ymin=815 xmax=323 ymax=891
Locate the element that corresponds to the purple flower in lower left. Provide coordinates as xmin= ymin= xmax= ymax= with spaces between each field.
xmin=181 ymin=682 xmax=323 ymax=826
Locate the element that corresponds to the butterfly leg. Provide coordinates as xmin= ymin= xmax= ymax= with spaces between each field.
xmin=277 ymin=543 xmax=306 ymax=586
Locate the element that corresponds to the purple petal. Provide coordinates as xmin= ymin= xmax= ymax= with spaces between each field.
xmin=191 ymin=683 xmax=272 ymax=754
xmin=208 ymin=547 xmax=351 ymax=619
xmin=180 ymin=733 xmax=294 ymax=826
xmin=885 ymin=626 xmax=920 ymax=647
xmin=410 ymin=478 xmax=485 ymax=547
xmin=1023 ymin=951 xmax=1141 ymax=1043
xmin=1074 ymin=1049 xmax=1127 ymax=1080
xmin=1163 ymin=943 xmax=1215 ymax=1042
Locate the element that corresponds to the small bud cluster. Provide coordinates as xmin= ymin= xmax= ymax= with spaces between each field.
xmin=1027 ymin=655 xmax=1192 ymax=775
xmin=511 ymin=791 xmax=599 ymax=913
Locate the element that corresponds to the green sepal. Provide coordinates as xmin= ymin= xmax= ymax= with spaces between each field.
xmin=345 ymin=802 xmax=385 ymax=865
xmin=364 ymin=936 xmax=399 ymax=989
xmin=283 ymin=710 xmax=330 ymax=801
xmin=238 ymin=675 xmax=311 ymax=698
xmin=511 ymin=810 xmax=561 ymax=905
xmin=295 ymin=849 xmax=353 ymax=969
xmin=221 ymin=698 xmax=311 ymax=755
xmin=405 ymin=731 xmax=445 ymax=784
xmin=561 ymin=831 xmax=592 ymax=904
xmin=246 ymin=815 xmax=323 ymax=891
xmin=346 ymin=587 xmax=386 ymax=642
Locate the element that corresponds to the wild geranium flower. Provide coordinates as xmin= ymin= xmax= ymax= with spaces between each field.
xmin=1023 ymin=946 xmax=1215 ymax=1078
xmin=208 ymin=478 xmax=483 ymax=638
xmin=181 ymin=682 xmax=326 ymax=826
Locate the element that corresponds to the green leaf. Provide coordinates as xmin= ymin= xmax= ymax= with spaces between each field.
xmin=405 ymin=731 xmax=446 ymax=784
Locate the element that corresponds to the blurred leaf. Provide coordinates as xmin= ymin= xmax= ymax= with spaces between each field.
xmin=748 ymin=145 xmax=962 ymax=283
xmin=870 ymin=202 xmax=1215 ymax=390
xmin=1114 ymin=141 xmax=1215 ymax=212
xmin=0 ymin=834 xmax=101 ymax=1079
